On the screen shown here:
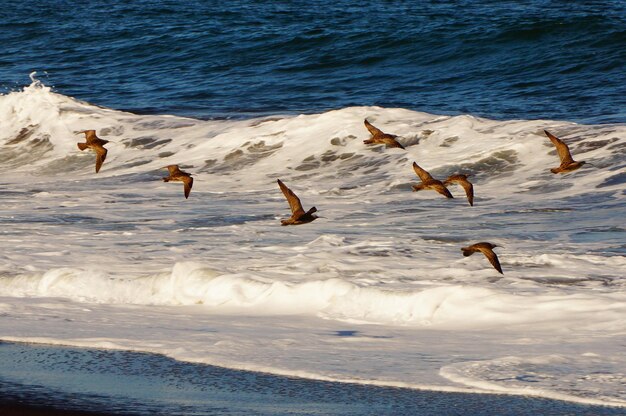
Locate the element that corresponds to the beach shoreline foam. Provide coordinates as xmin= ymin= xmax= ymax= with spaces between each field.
xmin=2 ymin=341 xmax=625 ymax=416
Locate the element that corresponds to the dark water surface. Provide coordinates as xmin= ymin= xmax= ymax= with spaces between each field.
xmin=1 ymin=1 xmax=625 ymax=122
xmin=1 ymin=342 xmax=624 ymax=416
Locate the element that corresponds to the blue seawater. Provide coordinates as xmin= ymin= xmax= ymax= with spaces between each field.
xmin=1 ymin=0 xmax=624 ymax=123
xmin=0 ymin=0 xmax=626 ymax=123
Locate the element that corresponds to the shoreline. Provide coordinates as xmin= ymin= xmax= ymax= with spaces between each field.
xmin=1 ymin=341 xmax=624 ymax=416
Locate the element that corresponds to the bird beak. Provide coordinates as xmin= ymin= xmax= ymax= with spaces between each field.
xmin=75 ymin=131 xmax=85 ymax=135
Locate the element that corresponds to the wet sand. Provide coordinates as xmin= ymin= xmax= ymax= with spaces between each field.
xmin=0 ymin=342 xmax=623 ymax=416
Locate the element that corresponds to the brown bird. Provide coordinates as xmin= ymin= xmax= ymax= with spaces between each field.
xmin=461 ymin=242 xmax=503 ymax=274
xmin=444 ymin=174 xmax=474 ymax=206
xmin=544 ymin=130 xmax=586 ymax=174
xmin=411 ymin=162 xmax=453 ymax=199
xmin=163 ymin=165 xmax=193 ymax=199
xmin=363 ymin=119 xmax=405 ymax=149
xmin=277 ymin=179 xmax=318 ymax=226
xmin=76 ymin=130 xmax=108 ymax=173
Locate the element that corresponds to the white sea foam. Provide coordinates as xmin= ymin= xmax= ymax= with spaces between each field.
xmin=2 ymin=262 xmax=624 ymax=331
xmin=1 ymin=77 xmax=625 ymax=406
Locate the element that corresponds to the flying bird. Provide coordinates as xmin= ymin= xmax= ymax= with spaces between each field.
xmin=444 ymin=174 xmax=474 ymax=206
xmin=363 ymin=119 xmax=405 ymax=149
xmin=162 ymin=165 xmax=193 ymax=199
xmin=411 ymin=162 xmax=453 ymax=199
xmin=461 ymin=242 xmax=503 ymax=274
xmin=76 ymin=130 xmax=108 ymax=173
xmin=277 ymin=179 xmax=318 ymax=225
xmin=544 ymin=130 xmax=586 ymax=174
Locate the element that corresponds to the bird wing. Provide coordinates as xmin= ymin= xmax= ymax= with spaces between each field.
xmin=167 ymin=165 xmax=181 ymax=175
xmin=84 ymin=130 xmax=98 ymax=143
xmin=277 ymin=179 xmax=305 ymax=216
xmin=412 ymin=162 xmax=434 ymax=182
xmin=544 ymin=130 xmax=574 ymax=165
xmin=479 ymin=247 xmax=503 ymax=274
xmin=431 ymin=182 xmax=454 ymax=198
xmin=364 ymin=119 xmax=384 ymax=137
xmin=459 ymin=179 xmax=474 ymax=206
xmin=382 ymin=137 xmax=404 ymax=149
xmin=446 ymin=176 xmax=474 ymax=206
xmin=94 ymin=146 xmax=107 ymax=173
xmin=182 ymin=176 xmax=193 ymax=199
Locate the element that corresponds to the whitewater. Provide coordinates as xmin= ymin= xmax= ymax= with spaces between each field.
xmin=0 ymin=77 xmax=625 ymax=407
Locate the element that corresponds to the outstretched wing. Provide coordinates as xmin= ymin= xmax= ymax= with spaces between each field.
xmin=382 ymin=137 xmax=404 ymax=149
xmin=544 ymin=130 xmax=574 ymax=165
xmin=277 ymin=179 xmax=305 ymax=216
xmin=84 ymin=130 xmax=98 ymax=143
xmin=431 ymin=182 xmax=454 ymax=199
xmin=459 ymin=179 xmax=474 ymax=206
xmin=364 ymin=119 xmax=384 ymax=137
xmin=412 ymin=162 xmax=434 ymax=182
xmin=182 ymin=176 xmax=193 ymax=199
xmin=445 ymin=175 xmax=474 ymax=206
xmin=94 ymin=146 xmax=107 ymax=173
xmin=479 ymin=247 xmax=503 ymax=274
xmin=167 ymin=165 xmax=181 ymax=175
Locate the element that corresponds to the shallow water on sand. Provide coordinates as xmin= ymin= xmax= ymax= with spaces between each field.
xmin=1 ymin=342 xmax=625 ymax=416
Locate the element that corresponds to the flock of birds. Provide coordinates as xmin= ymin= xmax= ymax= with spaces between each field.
xmin=75 ymin=118 xmax=587 ymax=276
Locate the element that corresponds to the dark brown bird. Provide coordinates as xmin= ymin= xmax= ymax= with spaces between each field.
xmin=461 ymin=242 xmax=503 ymax=274
xmin=544 ymin=130 xmax=586 ymax=174
xmin=411 ymin=162 xmax=453 ymax=199
xmin=363 ymin=119 xmax=405 ymax=149
xmin=444 ymin=174 xmax=474 ymax=206
xmin=163 ymin=165 xmax=193 ymax=199
xmin=277 ymin=179 xmax=318 ymax=226
xmin=76 ymin=130 xmax=108 ymax=173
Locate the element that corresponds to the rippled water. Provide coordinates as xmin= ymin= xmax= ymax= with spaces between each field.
xmin=1 ymin=0 xmax=625 ymax=122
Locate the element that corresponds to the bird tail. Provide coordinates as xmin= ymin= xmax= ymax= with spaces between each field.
xmin=461 ymin=248 xmax=474 ymax=257
xmin=77 ymin=143 xmax=88 ymax=151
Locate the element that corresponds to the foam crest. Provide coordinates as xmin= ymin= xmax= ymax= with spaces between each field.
xmin=1 ymin=262 xmax=624 ymax=329
xmin=440 ymin=354 xmax=626 ymax=406
xmin=1 ymin=78 xmax=624 ymax=201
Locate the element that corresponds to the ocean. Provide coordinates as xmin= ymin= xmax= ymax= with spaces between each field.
xmin=1 ymin=0 xmax=625 ymax=414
